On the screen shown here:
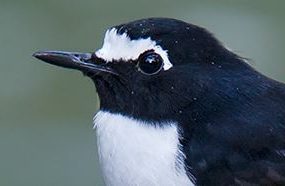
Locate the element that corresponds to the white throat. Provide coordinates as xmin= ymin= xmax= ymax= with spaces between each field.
xmin=93 ymin=111 xmax=194 ymax=186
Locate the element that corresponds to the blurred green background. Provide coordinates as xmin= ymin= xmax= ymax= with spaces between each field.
xmin=1 ymin=0 xmax=285 ymax=185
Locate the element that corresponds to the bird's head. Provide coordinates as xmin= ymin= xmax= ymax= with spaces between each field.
xmin=34 ymin=18 xmax=244 ymax=122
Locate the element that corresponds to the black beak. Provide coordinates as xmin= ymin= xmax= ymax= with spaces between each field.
xmin=33 ymin=50 xmax=118 ymax=75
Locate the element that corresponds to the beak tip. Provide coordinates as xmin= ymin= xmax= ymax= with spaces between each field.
xmin=32 ymin=51 xmax=44 ymax=60
xmin=32 ymin=52 xmax=38 ymax=58
xmin=33 ymin=51 xmax=54 ymax=63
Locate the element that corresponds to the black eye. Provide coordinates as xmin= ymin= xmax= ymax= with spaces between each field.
xmin=137 ymin=51 xmax=163 ymax=75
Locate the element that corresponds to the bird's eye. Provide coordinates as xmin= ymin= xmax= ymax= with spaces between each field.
xmin=137 ymin=51 xmax=163 ymax=75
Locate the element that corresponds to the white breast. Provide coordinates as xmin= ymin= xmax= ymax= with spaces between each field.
xmin=93 ymin=111 xmax=194 ymax=186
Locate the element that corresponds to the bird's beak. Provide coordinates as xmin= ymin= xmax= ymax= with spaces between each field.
xmin=33 ymin=50 xmax=118 ymax=75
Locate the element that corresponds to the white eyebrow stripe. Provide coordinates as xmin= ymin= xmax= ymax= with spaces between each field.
xmin=95 ymin=28 xmax=173 ymax=70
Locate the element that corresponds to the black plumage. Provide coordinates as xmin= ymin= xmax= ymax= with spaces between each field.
xmin=34 ymin=18 xmax=285 ymax=185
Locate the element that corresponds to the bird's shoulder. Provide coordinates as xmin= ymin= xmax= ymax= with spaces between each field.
xmin=180 ymin=73 xmax=285 ymax=185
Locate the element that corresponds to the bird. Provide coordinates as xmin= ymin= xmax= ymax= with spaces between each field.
xmin=33 ymin=18 xmax=285 ymax=186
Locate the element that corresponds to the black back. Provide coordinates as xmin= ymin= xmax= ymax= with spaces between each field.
xmin=90 ymin=18 xmax=285 ymax=185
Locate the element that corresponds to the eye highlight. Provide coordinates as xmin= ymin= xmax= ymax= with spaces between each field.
xmin=137 ymin=51 xmax=163 ymax=75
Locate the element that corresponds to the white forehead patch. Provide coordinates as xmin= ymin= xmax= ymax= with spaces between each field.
xmin=95 ymin=28 xmax=173 ymax=70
